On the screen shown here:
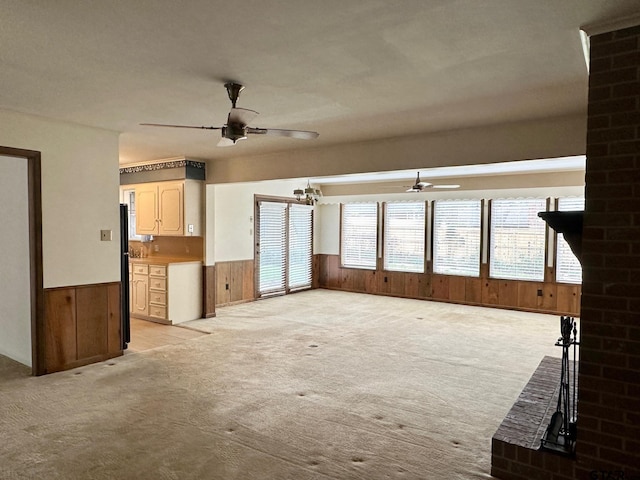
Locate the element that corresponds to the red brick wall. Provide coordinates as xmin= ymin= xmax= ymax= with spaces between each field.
xmin=578 ymin=24 xmax=640 ymax=478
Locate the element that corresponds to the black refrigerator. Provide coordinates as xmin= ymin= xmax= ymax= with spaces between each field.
xmin=120 ymin=204 xmax=131 ymax=349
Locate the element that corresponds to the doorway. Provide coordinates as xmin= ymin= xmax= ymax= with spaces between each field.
xmin=255 ymin=197 xmax=313 ymax=298
xmin=0 ymin=146 xmax=44 ymax=376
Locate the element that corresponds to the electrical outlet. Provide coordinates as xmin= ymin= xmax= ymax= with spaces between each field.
xmin=100 ymin=230 xmax=112 ymax=241
xmin=188 ymin=224 xmax=194 ymax=233
xmin=225 ymin=283 xmax=229 ymax=290
xmin=537 ymin=289 xmax=543 ymax=296
xmin=154 ymin=244 xmax=159 ymax=252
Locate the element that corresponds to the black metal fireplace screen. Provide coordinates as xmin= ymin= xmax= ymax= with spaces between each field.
xmin=541 ymin=315 xmax=579 ymax=454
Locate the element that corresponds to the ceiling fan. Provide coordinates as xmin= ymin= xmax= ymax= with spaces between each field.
xmin=140 ymin=83 xmax=319 ymax=147
xmin=404 ymin=172 xmax=460 ymax=192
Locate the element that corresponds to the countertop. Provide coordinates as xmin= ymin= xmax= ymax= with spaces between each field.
xmin=129 ymin=256 xmax=203 ymax=265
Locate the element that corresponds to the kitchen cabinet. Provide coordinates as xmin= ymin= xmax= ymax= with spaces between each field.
xmin=148 ymin=264 xmax=167 ymax=320
xmin=129 ymin=260 xmax=202 ymax=324
xmin=131 ymin=264 xmax=149 ymax=317
xmin=135 ymin=180 xmax=202 ymax=236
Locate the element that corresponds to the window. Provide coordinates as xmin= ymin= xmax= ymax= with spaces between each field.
xmin=433 ymin=199 xmax=481 ymax=277
xmin=556 ymin=197 xmax=584 ymax=284
xmin=341 ymin=203 xmax=378 ymax=269
xmin=490 ymin=198 xmax=547 ymax=281
xmin=383 ymin=202 xmax=425 ymax=273
xmin=121 ymin=188 xmax=143 ymax=241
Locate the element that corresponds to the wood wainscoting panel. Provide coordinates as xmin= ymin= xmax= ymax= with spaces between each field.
xmin=107 ymin=283 xmax=122 ymax=354
xmin=325 ymin=255 xmax=342 ymax=289
xmin=498 ymin=281 xmax=518 ymax=307
xmin=405 ymin=273 xmax=428 ymax=299
xmin=431 ymin=275 xmax=449 ymax=300
xmin=541 ymin=283 xmax=557 ymax=313
xmin=448 ymin=276 xmax=466 ymax=302
xmin=76 ymin=285 xmax=109 ymax=359
xmin=242 ymin=260 xmax=255 ymax=301
xmin=556 ymin=284 xmax=581 ymax=316
xmin=216 ymin=262 xmax=231 ymax=306
xmin=481 ymin=279 xmax=499 ymax=305
xmin=203 ymin=265 xmax=216 ymax=318
xmin=230 ymin=261 xmax=245 ymax=303
xmin=43 ymin=282 xmax=122 ymax=374
xmin=517 ymin=282 xmax=544 ymax=311
xmin=44 ymin=288 xmax=77 ymax=372
xmin=316 ymin=254 xmax=580 ymax=316
xmin=215 ymin=260 xmax=255 ymax=307
xmin=341 ymin=268 xmax=355 ymax=291
xmin=465 ymin=277 xmax=482 ymax=304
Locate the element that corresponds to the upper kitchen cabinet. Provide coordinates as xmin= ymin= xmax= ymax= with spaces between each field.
xmin=135 ymin=180 xmax=202 ymax=236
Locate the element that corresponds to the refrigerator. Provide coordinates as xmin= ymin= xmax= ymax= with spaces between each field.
xmin=120 ymin=204 xmax=131 ymax=349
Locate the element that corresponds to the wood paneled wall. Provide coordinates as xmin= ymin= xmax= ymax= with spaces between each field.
xmin=214 ymin=260 xmax=255 ymax=307
xmin=317 ymin=254 xmax=581 ymax=316
xmin=43 ymin=282 xmax=122 ymax=373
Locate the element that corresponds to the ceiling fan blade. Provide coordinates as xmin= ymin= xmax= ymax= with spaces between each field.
xmin=432 ymin=184 xmax=460 ymax=189
xmin=246 ymin=127 xmax=319 ymax=139
xmin=140 ymin=123 xmax=222 ymax=130
xmin=228 ymin=108 xmax=259 ymax=126
xmin=417 ymin=181 xmax=432 ymax=187
xmin=217 ymin=137 xmax=236 ymax=147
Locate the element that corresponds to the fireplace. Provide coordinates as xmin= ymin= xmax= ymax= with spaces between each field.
xmin=491 ymin=211 xmax=583 ymax=478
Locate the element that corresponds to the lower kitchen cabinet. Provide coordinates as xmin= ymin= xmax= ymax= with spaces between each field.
xmin=130 ymin=260 xmax=202 ymax=324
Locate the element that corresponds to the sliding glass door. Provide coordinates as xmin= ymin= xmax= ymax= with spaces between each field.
xmin=256 ymin=199 xmax=313 ymax=297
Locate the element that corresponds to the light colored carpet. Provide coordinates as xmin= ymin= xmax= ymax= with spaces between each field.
xmin=0 ymin=289 xmax=563 ymax=479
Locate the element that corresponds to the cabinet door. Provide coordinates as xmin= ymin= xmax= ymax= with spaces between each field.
xmin=132 ymin=273 xmax=149 ymax=316
xmin=158 ymin=182 xmax=184 ymax=235
xmin=136 ymin=185 xmax=159 ymax=235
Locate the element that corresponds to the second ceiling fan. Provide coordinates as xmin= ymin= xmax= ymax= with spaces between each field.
xmin=404 ymin=172 xmax=459 ymax=192
xmin=141 ymin=83 xmax=319 ymax=147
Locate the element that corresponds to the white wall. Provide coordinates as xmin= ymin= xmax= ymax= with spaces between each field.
xmin=0 ymin=109 xmax=121 ymax=289
xmin=212 ymin=178 xmax=306 ymax=262
xmin=0 ymin=155 xmax=32 ymax=366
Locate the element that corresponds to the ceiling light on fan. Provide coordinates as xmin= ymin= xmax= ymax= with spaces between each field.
xmin=140 ymin=83 xmax=319 ymax=147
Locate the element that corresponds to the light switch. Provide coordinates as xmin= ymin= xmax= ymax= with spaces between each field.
xmin=100 ymin=229 xmax=112 ymax=241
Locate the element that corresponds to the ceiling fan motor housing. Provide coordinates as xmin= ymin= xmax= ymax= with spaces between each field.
xmin=222 ymin=123 xmax=247 ymax=143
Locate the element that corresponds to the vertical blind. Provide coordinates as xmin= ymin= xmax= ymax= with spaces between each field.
xmin=258 ymin=201 xmax=287 ymax=294
xmin=433 ymin=199 xmax=481 ymax=276
xmin=383 ymin=202 xmax=425 ymax=273
xmin=490 ymin=198 xmax=547 ymax=281
xmin=288 ymin=203 xmax=313 ymax=290
xmin=341 ymin=203 xmax=378 ymax=269
xmin=556 ymin=197 xmax=584 ymax=284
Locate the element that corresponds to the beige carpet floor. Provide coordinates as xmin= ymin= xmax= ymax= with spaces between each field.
xmin=0 ymin=289 xmax=564 ymax=480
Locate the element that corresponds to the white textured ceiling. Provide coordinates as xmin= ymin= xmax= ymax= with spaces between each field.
xmin=1 ymin=1 xmax=640 ymax=165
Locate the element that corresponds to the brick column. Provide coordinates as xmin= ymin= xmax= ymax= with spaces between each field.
xmin=578 ymin=23 xmax=640 ymax=477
